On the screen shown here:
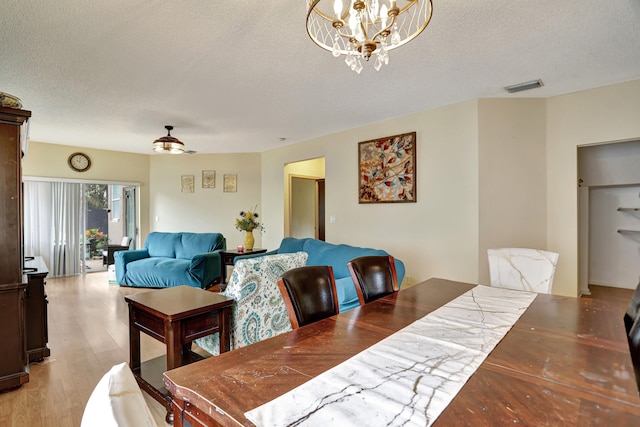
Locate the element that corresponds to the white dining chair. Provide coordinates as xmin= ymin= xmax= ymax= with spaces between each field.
xmin=487 ymin=248 xmax=559 ymax=294
xmin=81 ymin=363 xmax=166 ymax=427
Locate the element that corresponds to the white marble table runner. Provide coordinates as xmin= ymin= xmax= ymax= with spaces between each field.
xmin=245 ymin=285 xmax=537 ymax=427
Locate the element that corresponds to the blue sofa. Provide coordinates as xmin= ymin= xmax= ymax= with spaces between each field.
xmin=238 ymin=237 xmax=405 ymax=312
xmin=115 ymin=232 xmax=226 ymax=289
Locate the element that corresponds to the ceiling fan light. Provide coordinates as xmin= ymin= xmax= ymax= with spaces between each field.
xmin=153 ymin=125 xmax=185 ymax=154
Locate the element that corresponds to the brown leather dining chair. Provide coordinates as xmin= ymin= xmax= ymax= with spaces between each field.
xmin=347 ymin=255 xmax=399 ymax=305
xmin=277 ymin=266 xmax=340 ymax=329
xmin=624 ymin=280 xmax=640 ymax=334
xmin=628 ymin=311 xmax=640 ymax=395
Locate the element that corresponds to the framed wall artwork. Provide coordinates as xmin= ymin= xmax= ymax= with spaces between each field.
xmin=181 ymin=175 xmax=194 ymax=193
xmin=202 ymin=170 xmax=216 ymax=188
xmin=223 ymin=174 xmax=237 ymax=192
xmin=358 ymin=132 xmax=416 ymax=203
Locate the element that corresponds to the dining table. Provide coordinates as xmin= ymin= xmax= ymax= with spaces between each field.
xmin=163 ymin=278 xmax=640 ymax=426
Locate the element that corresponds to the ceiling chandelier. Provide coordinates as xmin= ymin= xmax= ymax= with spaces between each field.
xmin=153 ymin=125 xmax=185 ymax=154
xmin=306 ymin=0 xmax=433 ymax=73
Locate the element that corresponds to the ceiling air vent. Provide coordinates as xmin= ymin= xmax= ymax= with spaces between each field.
xmin=504 ymin=79 xmax=544 ymax=94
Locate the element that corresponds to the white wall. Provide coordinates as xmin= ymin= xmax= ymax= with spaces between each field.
xmin=547 ymin=79 xmax=640 ymax=296
xmin=149 ymin=153 xmax=262 ymax=249
xmin=588 ymin=186 xmax=640 ymax=289
xmin=478 ymin=98 xmax=547 ymax=284
xmin=262 ymin=100 xmax=480 ymax=287
xmin=24 ymin=80 xmax=640 ymax=293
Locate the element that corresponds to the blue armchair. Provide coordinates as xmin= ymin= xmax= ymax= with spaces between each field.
xmin=115 ymin=232 xmax=226 ymax=289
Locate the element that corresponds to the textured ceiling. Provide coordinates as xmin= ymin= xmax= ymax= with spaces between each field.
xmin=1 ymin=1 xmax=640 ymax=154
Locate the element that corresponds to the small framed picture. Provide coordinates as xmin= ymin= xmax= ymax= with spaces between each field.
xmin=223 ymin=174 xmax=237 ymax=192
xmin=202 ymin=170 xmax=216 ymax=188
xmin=181 ymin=175 xmax=194 ymax=193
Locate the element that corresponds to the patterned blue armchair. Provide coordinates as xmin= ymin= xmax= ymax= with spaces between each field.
xmin=195 ymin=251 xmax=308 ymax=356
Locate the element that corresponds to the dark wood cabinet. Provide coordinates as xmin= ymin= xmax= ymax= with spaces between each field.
xmin=24 ymin=257 xmax=50 ymax=362
xmin=0 ymin=106 xmax=31 ymax=391
xmin=0 ymin=284 xmax=28 ymax=390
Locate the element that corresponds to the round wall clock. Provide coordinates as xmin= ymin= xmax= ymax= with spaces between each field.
xmin=68 ymin=152 xmax=91 ymax=172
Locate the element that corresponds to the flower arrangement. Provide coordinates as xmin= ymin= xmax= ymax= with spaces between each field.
xmin=86 ymin=228 xmax=104 ymax=240
xmin=235 ymin=207 xmax=265 ymax=233
xmin=85 ymin=228 xmax=108 ymax=256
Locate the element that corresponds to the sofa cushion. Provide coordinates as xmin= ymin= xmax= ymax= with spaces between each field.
xmin=175 ymin=232 xmax=225 ymax=259
xmin=335 ymin=276 xmax=360 ymax=312
xmin=145 ymin=232 xmax=179 ymax=258
xmin=302 ymin=238 xmax=389 ymax=279
xmin=265 ymin=237 xmax=406 ymax=313
xmin=195 ymin=251 xmax=308 ymax=356
xmin=278 ymin=237 xmax=307 ymax=253
xmin=125 ymin=257 xmax=192 ymax=288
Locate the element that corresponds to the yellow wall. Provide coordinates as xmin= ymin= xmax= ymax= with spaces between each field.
xmin=478 ymin=98 xmax=547 ymax=285
xmin=547 ymin=79 xmax=640 ymax=296
xmin=149 ymin=153 xmax=262 ymax=249
xmin=21 ymin=79 xmax=640 ymax=295
xmin=262 ymin=80 xmax=640 ymax=295
xmin=262 ymin=100 xmax=481 ymax=287
xmin=22 ymin=141 xmax=152 ymax=242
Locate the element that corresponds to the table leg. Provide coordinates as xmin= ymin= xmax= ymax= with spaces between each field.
xmin=219 ymin=307 xmax=231 ymax=353
xmin=165 ymin=319 xmax=182 ymax=370
xmin=171 ymin=397 xmax=184 ymax=427
xmin=128 ymin=305 xmax=141 ymax=370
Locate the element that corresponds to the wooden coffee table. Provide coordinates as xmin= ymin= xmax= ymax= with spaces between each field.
xmin=125 ymin=286 xmax=234 ymax=422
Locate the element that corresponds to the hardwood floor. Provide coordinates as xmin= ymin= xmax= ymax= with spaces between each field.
xmin=0 ymin=272 xmax=166 ymax=427
xmin=0 ymin=276 xmax=634 ymax=426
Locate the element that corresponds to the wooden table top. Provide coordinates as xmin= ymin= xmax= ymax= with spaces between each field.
xmin=124 ymin=285 xmax=233 ymax=319
xmin=163 ymin=278 xmax=640 ymax=426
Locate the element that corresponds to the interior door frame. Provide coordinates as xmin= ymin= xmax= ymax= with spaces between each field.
xmin=288 ymin=174 xmax=325 ymax=240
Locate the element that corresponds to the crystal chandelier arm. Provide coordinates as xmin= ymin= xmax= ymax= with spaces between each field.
xmin=332 ymin=22 xmax=357 ymax=41
xmin=369 ymin=5 xmax=399 ymax=42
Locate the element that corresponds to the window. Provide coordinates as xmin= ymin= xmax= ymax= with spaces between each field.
xmin=111 ymin=185 xmax=121 ymax=221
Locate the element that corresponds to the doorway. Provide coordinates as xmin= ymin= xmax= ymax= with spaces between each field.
xmin=290 ymin=176 xmax=325 ymax=240
xmin=578 ymin=139 xmax=640 ymax=294
xmin=285 ymin=158 xmax=326 ymax=241
xmin=23 ymin=178 xmax=140 ymax=277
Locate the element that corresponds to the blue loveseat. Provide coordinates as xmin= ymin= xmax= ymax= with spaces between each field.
xmin=238 ymin=237 xmax=405 ymax=312
xmin=115 ymin=232 xmax=226 ymax=289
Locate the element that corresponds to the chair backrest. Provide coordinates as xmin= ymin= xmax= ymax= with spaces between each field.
xmin=487 ymin=248 xmax=559 ymax=294
xmin=347 ymin=255 xmax=399 ymax=305
xmin=625 ymin=280 xmax=640 ymax=334
xmin=277 ymin=265 xmax=339 ymax=329
xmin=81 ymin=363 xmax=160 ymax=427
xmin=628 ymin=312 xmax=640 ymax=395
xmin=194 ymin=252 xmax=308 ymax=355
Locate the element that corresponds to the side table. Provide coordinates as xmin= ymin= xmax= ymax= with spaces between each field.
xmin=125 ymin=286 xmax=234 ymax=422
xmin=220 ymin=248 xmax=267 ymax=283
